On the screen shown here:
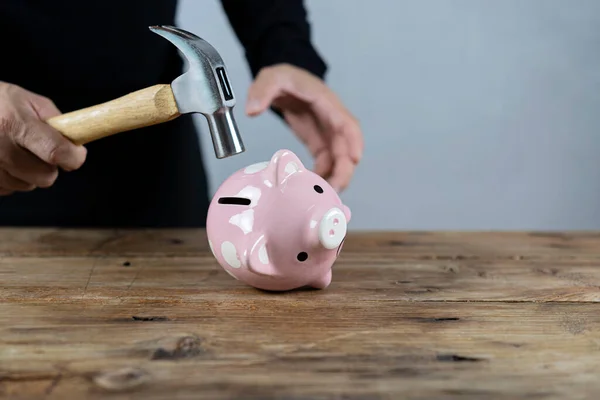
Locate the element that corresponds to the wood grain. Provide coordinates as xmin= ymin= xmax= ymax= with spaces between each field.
xmin=46 ymin=84 xmax=180 ymax=145
xmin=1 ymin=229 xmax=599 ymax=399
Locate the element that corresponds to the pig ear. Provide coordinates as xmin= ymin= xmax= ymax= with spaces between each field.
xmin=266 ymin=149 xmax=305 ymax=187
xmin=245 ymin=235 xmax=280 ymax=277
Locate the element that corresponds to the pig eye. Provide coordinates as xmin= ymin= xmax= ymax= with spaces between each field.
xmin=297 ymin=252 xmax=308 ymax=262
xmin=313 ymin=185 xmax=323 ymax=193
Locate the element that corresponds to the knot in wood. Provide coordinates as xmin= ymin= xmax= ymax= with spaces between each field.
xmin=92 ymin=367 xmax=150 ymax=392
xmin=151 ymin=335 xmax=204 ymax=360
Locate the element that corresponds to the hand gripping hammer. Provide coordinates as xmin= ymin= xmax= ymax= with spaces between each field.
xmin=45 ymin=25 xmax=245 ymax=159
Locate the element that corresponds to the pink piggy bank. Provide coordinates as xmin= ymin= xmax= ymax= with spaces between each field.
xmin=206 ymin=149 xmax=351 ymax=291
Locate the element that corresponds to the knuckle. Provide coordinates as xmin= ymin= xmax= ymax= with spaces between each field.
xmin=0 ymin=149 xmax=10 ymax=170
xmin=0 ymin=122 xmax=21 ymax=170
xmin=47 ymin=142 xmax=67 ymax=166
xmin=36 ymin=169 xmax=58 ymax=188
xmin=339 ymin=115 xmax=360 ymax=135
xmin=0 ymin=170 xmax=32 ymax=192
xmin=0 ymin=116 xmax=18 ymax=135
xmin=338 ymin=117 xmax=351 ymax=132
xmin=256 ymin=66 xmax=270 ymax=78
xmin=6 ymin=82 xmax=21 ymax=91
xmin=261 ymin=64 xmax=285 ymax=79
xmin=256 ymin=68 xmax=274 ymax=84
xmin=263 ymin=64 xmax=278 ymax=73
xmin=1 ymin=82 xmax=21 ymax=96
xmin=277 ymin=63 xmax=293 ymax=73
xmin=5 ymin=120 xmax=29 ymax=146
xmin=3 ymin=84 xmax=29 ymax=105
xmin=47 ymin=142 xmax=84 ymax=170
xmin=330 ymin=116 xmax=346 ymax=133
xmin=277 ymin=72 xmax=288 ymax=87
xmin=36 ymin=94 xmax=57 ymax=110
xmin=20 ymin=183 xmax=36 ymax=192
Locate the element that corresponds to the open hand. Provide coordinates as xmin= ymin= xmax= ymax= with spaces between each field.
xmin=245 ymin=64 xmax=363 ymax=192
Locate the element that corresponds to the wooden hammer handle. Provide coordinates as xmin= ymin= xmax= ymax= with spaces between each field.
xmin=45 ymin=84 xmax=180 ymax=145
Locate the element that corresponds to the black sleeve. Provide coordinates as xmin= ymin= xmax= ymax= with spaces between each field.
xmin=219 ymin=0 xmax=328 ymax=80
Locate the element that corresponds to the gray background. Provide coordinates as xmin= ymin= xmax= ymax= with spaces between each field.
xmin=177 ymin=0 xmax=600 ymax=230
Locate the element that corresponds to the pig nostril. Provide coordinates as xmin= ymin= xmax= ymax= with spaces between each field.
xmin=319 ymin=207 xmax=347 ymax=249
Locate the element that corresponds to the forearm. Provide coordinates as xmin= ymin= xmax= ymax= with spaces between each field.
xmin=219 ymin=0 xmax=327 ymax=80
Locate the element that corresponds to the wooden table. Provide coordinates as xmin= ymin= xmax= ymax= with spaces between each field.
xmin=1 ymin=229 xmax=599 ymax=399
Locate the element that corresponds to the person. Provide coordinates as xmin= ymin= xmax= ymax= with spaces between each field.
xmin=0 ymin=0 xmax=363 ymax=228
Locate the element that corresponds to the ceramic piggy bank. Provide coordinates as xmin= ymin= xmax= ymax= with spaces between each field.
xmin=206 ymin=149 xmax=351 ymax=291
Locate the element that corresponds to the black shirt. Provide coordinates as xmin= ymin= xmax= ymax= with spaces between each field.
xmin=0 ymin=0 xmax=327 ymax=227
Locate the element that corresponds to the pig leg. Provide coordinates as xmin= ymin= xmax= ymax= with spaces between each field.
xmin=310 ymin=269 xmax=332 ymax=289
xmin=246 ymin=235 xmax=281 ymax=278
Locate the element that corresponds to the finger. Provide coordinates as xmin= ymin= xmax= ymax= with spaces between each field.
xmin=313 ymin=148 xmax=333 ymax=180
xmin=246 ymin=68 xmax=286 ymax=116
xmin=0 ymin=169 xmax=35 ymax=192
xmin=3 ymin=145 xmax=58 ymax=188
xmin=327 ymin=133 xmax=355 ymax=192
xmin=28 ymin=93 xmax=62 ymax=120
xmin=267 ymin=67 xmax=364 ymax=164
xmin=311 ymin=96 xmax=364 ymax=164
xmin=328 ymin=156 xmax=355 ymax=193
xmin=282 ymin=108 xmax=332 ymax=178
xmin=342 ymin=114 xmax=364 ymax=165
xmin=12 ymin=119 xmax=87 ymax=171
xmin=246 ymin=66 xmax=359 ymax=187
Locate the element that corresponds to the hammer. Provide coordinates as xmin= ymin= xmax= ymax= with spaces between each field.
xmin=45 ymin=25 xmax=245 ymax=159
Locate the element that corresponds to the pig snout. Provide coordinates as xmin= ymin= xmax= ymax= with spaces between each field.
xmin=318 ymin=207 xmax=348 ymax=249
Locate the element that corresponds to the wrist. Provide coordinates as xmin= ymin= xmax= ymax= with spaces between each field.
xmin=248 ymin=34 xmax=328 ymax=81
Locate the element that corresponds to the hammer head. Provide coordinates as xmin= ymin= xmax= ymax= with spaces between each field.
xmin=149 ymin=25 xmax=245 ymax=159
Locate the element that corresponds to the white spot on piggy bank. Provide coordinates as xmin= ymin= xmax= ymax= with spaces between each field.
xmin=206 ymin=149 xmax=352 ymax=292
xmin=285 ymin=162 xmax=299 ymax=174
xmin=229 ymin=209 xmax=254 ymax=235
xmin=244 ymin=161 xmax=268 ymax=174
xmin=221 ymin=241 xmax=241 ymax=268
xmin=236 ymin=186 xmax=261 ymax=208
xmin=258 ymin=243 xmax=269 ymax=265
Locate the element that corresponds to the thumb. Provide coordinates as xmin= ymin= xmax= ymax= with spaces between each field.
xmin=246 ymin=68 xmax=284 ymax=116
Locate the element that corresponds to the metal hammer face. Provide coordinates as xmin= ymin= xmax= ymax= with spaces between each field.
xmin=150 ymin=25 xmax=245 ymax=159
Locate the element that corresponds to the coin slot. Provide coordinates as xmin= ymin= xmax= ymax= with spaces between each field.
xmin=218 ymin=197 xmax=251 ymax=206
